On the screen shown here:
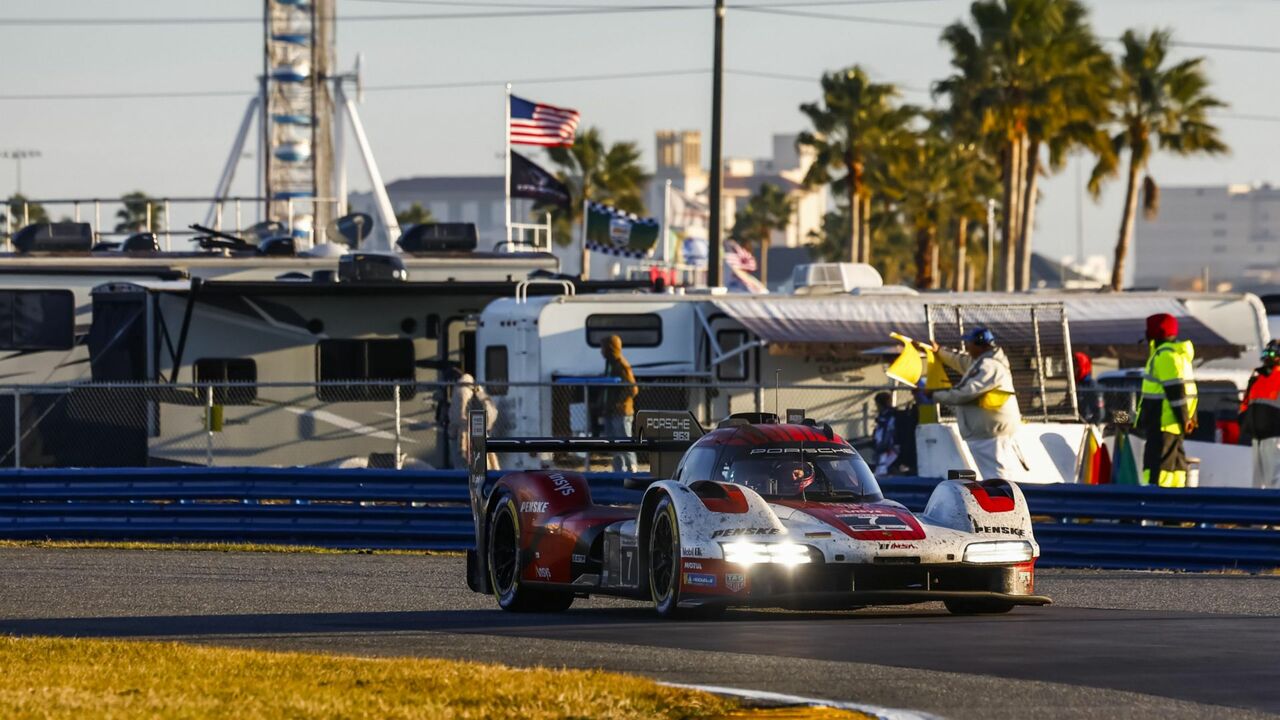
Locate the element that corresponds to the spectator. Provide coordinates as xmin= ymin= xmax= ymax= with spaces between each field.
xmin=448 ymin=369 xmax=498 ymax=471
xmin=1240 ymin=340 xmax=1280 ymax=489
xmin=1074 ymin=351 xmax=1106 ymax=425
xmin=601 ymin=335 xmax=640 ymax=472
xmin=871 ymin=392 xmax=900 ymax=475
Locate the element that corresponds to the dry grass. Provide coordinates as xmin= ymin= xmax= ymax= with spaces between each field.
xmin=0 ymin=637 xmax=743 ymax=720
xmin=0 ymin=539 xmax=461 ymax=556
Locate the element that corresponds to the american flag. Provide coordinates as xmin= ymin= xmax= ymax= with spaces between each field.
xmin=509 ymin=95 xmax=580 ymax=147
xmin=723 ymin=239 xmax=757 ymax=272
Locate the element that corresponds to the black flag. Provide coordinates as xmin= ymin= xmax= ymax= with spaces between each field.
xmin=511 ymin=151 xmax=571 ymax=209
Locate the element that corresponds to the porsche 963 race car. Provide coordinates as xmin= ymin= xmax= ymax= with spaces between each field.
xmin=465 ymin=408 xmax=1051 ymax=618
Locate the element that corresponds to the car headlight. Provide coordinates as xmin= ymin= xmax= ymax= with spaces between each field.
xmin=963 ymin=541 xmax=1034 ymax=564
xmin=721 ymin=541 xmax=811 ymax=566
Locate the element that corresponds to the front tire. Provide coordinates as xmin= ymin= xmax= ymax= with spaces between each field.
xmin=487 ymin=494 xmax=573 ymax=613
xmin=944 ymin=599 xmax=1014 ymax=615
xmin=647 ymin=496 xmax=726 ymax=619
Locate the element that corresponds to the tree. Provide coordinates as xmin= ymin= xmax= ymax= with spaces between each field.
xmin=115 ymin=191 xmax=164 ymax=233
xmin=798 ymin=67 xmax=915 ymax=264
xmin=731 ymin=183 xmax=794 ymax=286
xmin=540 ymin=126 xmax=649 ymax=247
xmin=879 ymin=128 xmax=952 ymax=289
xmin=1088 ymin=29 xmax=1227 ymax=291
xmin=395 ymin=202 xmax=434 ymax=226
xmin=2 ymin=193 xmax=49 ymax=229
xmin=937 ymin=0 xmax=1112 ymax=291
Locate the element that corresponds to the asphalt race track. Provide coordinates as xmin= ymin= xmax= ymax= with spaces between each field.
xmin=2 ymin=549 xmax=1278 ymax=719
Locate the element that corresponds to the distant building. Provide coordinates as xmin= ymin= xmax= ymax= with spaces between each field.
xmin=1135 ymin=184 xmax=1280 ymax=292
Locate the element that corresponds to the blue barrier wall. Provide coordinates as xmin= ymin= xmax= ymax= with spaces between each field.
xmin=1 ymin=468 xmax=1277 ymax=571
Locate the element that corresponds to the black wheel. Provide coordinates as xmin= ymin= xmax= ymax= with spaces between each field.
xmin=944 ymin=599 xmax=1015 ymax=615
xmin=648 ymin=496 xmax=683 ymax=618
xmin=487 ymin=494 xmax=573 ymax=613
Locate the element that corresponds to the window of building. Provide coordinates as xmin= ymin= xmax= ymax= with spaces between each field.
xmin=484 ymin=345 xmax=508 ymax=396
xmin=0 ymin=290 xmax=74 ymax=351
xmin=585 ymin=314 xmax=663 ymax=348
xmin=194 ymin=358 xmax=258 ymax=404
xmin=716 ymin=330 xmax=751 ymax=382
xmin=462 ymin=201 xmax=479 ymax=223
xmin=1212 ymin=212 xmax=1227 ymax=221
xmin=490 ymin=201 xmax=504 ymax=228
xmin=315 ymin=339 xmax=416 ymax=401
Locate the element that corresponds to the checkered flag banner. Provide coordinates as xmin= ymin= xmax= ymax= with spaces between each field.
xmin=585 ymin=201 xmax=660 ymax=258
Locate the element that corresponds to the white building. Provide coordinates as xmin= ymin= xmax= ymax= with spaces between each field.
xmin=1136 ymin=183 xmax=1280 ymax=292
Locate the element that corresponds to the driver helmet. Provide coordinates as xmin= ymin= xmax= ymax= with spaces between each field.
xmin=1263 ymin=340 xmax=1280 ymax=365
xmin=775 ymin=460 xmax=816 ymax=494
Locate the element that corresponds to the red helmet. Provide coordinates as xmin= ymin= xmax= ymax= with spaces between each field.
xmin=1146 ymin=313 xmax=1178 ymax=341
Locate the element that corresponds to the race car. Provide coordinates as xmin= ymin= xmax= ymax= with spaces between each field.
xmin=464 ymin=408 xmax=1051 ymax=618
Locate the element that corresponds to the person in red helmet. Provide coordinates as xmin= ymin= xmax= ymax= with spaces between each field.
xmin=1137 ymin=313 xmax=1198 ymax=488
xmin=1073 ymin=350 xmax=1106 ymax=425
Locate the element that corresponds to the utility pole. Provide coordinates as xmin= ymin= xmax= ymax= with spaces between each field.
xmin=707 ymin=0 xmax=726 ymax=288
xmin=1 ymin=149 xmax=41 ymax=194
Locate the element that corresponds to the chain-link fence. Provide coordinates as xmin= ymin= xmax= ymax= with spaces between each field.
xmin=0 ymin=378 xmax=1245 ymax=471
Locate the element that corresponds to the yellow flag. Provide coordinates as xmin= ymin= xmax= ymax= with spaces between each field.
xmin=924 ymin=348 xmax=952 ymax=391
xmin=886 ymin=333 xmax=923 ymax=386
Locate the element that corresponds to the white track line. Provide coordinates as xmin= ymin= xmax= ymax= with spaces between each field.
xmin=661 ymin=682 xmax=945 ymax=720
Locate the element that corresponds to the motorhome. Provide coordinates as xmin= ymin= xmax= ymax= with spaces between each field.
xmin=476 ymin=289 xmax=1268 ymax=486
xmin=3 ymin=268 xmax=644 ymax=469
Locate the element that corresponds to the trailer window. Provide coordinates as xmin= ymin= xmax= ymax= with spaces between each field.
xmin=316 ymin=339 xmax=416 ymax=401
xmin=194 ymin=358 xmax=258 ymax=405
xmin=585 ymin=314 xmax=662 ymax=348
xmin=715 ymin=330 xmax=751 ymax=382
xmin=0 ymin=290 xmax=74 ymax=351
xmin=485 ymin=345 xmax=508 ymax=396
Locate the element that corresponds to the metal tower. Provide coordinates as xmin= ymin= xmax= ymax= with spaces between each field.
xmin=263 ymin=0 xmax=335 ymax=236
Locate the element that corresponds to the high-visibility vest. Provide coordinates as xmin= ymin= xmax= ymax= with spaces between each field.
xmin=1138 ymin=340 xmax=1198 ymax=434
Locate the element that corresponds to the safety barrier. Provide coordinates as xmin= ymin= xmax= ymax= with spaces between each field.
xmin=0 ymin=469 xmax=1276 ymax=571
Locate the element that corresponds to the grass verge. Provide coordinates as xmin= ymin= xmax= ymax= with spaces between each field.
xmin=0 ymin=539 xmax=461 ymax=556
xmin=0 ymin=637 xmax=874 ymax=719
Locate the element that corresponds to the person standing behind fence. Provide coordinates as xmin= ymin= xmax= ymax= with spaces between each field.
xmin=872 ymin=392 xmax=900 ymax=475
xmin=1137 ymin=313 xmax=1198 ymax=488
xmin=1240 ymin=340 xmax=1280 ymax=489
xmin=922 ymin=328 xmax=1026 ymax=481
xmin=1074 ymin=351 xmax=1106 ymax=425
xmin=601 ymin=334 xmax=640 ymax=473
xmin=449 ymin=370 xmax=498 ymax=471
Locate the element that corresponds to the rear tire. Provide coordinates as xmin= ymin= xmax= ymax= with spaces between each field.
xmin=944 ymin=599 xmax=1015 ymax=615
xmin=487 ymin=494 xmax=574 ymax=613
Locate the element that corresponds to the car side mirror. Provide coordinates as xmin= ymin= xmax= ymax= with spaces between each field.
xmin=623 ymin=477 xmax=654 ymax=491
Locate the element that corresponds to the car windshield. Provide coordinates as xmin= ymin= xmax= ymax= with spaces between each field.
xmin=718 ymin=444 xmax=883 ymax=502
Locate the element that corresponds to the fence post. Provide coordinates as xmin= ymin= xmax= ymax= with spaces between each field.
xmin=1061 ymin=307 xmax=1079 ymax=419
xmin=205 ymin=385 xmax=214 ymax=467
xmin=1030 ymin=307 xmax=1049 ymax=421
xmin=12 ymin=388 xmax=20 ymax=469
xmin=394 ymin=383 xmax=403 ymax=470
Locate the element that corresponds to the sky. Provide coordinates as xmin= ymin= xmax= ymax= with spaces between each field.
xmin=3 ymin=0 xmax=1279 ymax=272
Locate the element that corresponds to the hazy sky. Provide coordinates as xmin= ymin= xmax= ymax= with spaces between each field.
xmin=3 ymin=0 xmax=1278 ymax=268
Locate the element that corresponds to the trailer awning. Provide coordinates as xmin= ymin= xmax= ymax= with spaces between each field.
xmin=711 ymin=295 xmax=1238 ymax=358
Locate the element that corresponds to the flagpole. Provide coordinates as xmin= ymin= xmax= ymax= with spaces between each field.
xmin=580 ymin=198 xmax=590 ymax=280
xmin=504 ymin=82 xmax=512 ymax=247
xmin=660 ymin=179 xmax=671 ymax=267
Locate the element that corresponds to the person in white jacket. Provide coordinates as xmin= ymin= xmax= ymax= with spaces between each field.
xmin=448 ymin=371 xmax=498 ymax=471
xmin=923 ymin=327 xmax=1027 ymax=481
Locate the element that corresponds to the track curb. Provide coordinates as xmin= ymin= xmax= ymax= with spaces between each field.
xmin=662 ymin=682 xmax=945 ymax=720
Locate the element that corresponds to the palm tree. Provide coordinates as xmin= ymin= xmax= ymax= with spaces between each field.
xmin=880 ymin=128 xmax=951 ymax=289
xmin=540 ymin=126 xmax=649 ymax=247
xmin=937 ymin=0 xmax=1111 ymax=291
xmin=1088 ymin=29 xmax=1227 ymax=291
xmin=395 ymin=202 xmax=434 ymax=227
xmin=731 ymin=183 xmax=794 ymax=286
xmin=114 ymin=191 xmax=164 ymax=233
xmin=3 ymin=193 xmax=49 ymax=229
xmin=798 ymin=67 xmax=915 ymax=264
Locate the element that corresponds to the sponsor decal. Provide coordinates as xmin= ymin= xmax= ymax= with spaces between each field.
xmin=549 ymin=473 xmax=575 ymax=496
xmin=520 ymin=501 xmax=549 ymax=513
xmin=749 ymin=447 xmax=854 ymax=456
xmin=711 ymin=527 xmax=781 ymax=538
xmin=683 ymin=561 xmax=703 ymax=570
xmin=877 ymin=542 xmax=918 ymax=550
xmin=571 ymin=554 xmax=586 ymax=564
xmin=969 ymin=516 xmax=1026 ymax=537
xmin=535 ymin=566 xmax=551 ymax=579
xmin=725 ymin=573 xmax=746 ymax=593
xmin=681 ymin=546 xmax=704 ymax=557
xmin=839 ymin=515 xmax=913 ymax=532
xmin=684 ymin=573 xmax=717 ymax=587
xmin=645 ymin=415 xmax=692 ymax=441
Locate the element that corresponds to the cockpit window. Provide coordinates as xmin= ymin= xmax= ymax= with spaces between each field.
xmin=717 ymin=444 xmax=882 ymax=502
